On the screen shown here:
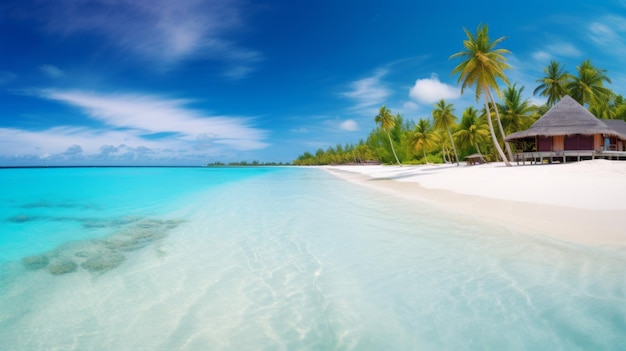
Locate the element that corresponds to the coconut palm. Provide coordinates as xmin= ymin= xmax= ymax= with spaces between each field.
xmin=438 ymin=130 xmax=451 ymax=163
xmin=432 ymin=99 xmax=460 ymax=166
xmin=533 ymin=60 xmax=570 ymax=107
xmin=567 ymin=59 xmax=612 ymax=109
xmin=450 ymin=24 xmax=512 ymax=166
xmin=374 ymin=105 xmax=402 ymax=165
xmin=497 ymin=84 xmax=537 ymax=134
xmin=454 ymin=106 xmax=489 ymax=157
xmin=410 ymin=118 xmax=440 ymax=163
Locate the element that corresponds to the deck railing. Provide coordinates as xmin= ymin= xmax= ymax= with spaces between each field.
xmin=514 ymin=150 xmax=626 ymax=164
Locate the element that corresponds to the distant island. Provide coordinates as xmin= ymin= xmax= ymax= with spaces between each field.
xmin=206 ymin=161 xmax=291 ymax=167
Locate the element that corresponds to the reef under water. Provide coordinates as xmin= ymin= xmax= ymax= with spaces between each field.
xmin=20 ymin=217 xmax=184 ymax=276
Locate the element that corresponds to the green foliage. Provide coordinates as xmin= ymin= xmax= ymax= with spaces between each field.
xmin=375 ymin=106 xmax=402 ymax=165
xmin=567 ymin=59 xmax=612 ymax=108
xmin=534 ymin=59 xmax=615 ymax=115
xmin=534 ymin=60 xmax=570 ymax=107
xmin=450 ymin=23 xmax=512 ymax=165
xmin=497 ymin=84 xmax=537 ymax=134
xmin=450 ymin=24 xmax=511 ymax=101
xmin=293 ymin=25 xmax=621 ymax=166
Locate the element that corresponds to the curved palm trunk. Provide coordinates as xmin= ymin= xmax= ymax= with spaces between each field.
xmin=474 ymin=142 xmax=483 ymax=157
xmin=446 ymin=128 xmax=460 ymax=166
xmin=386 ymin=131 xmax=402 ymax=166
xmin=482 ymin=87 xmax=510 ymax=166
xmin=487 ymin=89 xmax=514 ymax=161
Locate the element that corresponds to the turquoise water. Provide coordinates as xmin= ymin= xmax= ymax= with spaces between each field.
xmin=1 ymin=167 xmax=625 ymax=350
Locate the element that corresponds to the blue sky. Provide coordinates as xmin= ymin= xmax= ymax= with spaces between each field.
xmin=1 ymin=0 xmax=625 ymax=166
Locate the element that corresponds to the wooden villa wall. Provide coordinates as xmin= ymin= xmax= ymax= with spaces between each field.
xmin=537 ymin=136 xmax=552 ymax=151
xmin=594 ymin=135 xmax=603 ymax=151
xmin=553 ymin=136 xmax=564 ymax=151
xmin=536 ymin=134 xmax=606 ymax=152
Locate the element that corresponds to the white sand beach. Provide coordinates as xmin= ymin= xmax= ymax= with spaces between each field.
xmin=324 ymin=160 xmax=626 ymax=248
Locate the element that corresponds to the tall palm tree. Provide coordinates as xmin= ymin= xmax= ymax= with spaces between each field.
xmin=410 ymin=118 xmax=440 ymax=163
xmin=497 ymin=84 xmax=537 ymax=135
xmin=432 ymin=99 xmax=460 ymax=166
xmin=374 ymin=105 xmax=402 ymax=165
xmin=450 ymin=24 xmax=512 ymax=166
xmin=567 ymin=59 xmax=612 ymax=109
xmin=454 ymin=106 xmax=489 ymax=156
xmin=437 ymin=130 xmax=451 ymax=163
xmin=534 ymin=60 xmax=570 ymax=107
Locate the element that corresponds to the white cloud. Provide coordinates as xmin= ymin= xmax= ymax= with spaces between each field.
xmin=532 ymin=51 xmax=552 ymax=62
xmin=36 ymin=0 xmax=261 ymax=74
xmin=409 ymin=73 xmax=460 ymax=104
xmin=63 ymin=144 xmax=83 ymax=155
xmin=39 ymin=64 xmax=64 ymax=78
xmin=39 ymin=90 xmax=267 ymax=149
xmin=403 ymin=101 xmax=418 ymax=111
xmin=290 ymin=127 xmax=309 ymax=133
xmin=588 ymin=16 xmax=626 ymax=56
xmin=0 ymin=126 xmax=154 ymax=158
xmin=546 ymin=43 xmax=582 ymax=58
xmin=0 ymin=90 xmax=270 ymax=165
xmin=343 ymin=70 xmax=390 ymax=111
xmin=339 ymin=119 xmax=359 ymax=131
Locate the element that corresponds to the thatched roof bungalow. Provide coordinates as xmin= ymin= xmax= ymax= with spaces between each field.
xmin=505 ymin=95 xmax=626 ymax=162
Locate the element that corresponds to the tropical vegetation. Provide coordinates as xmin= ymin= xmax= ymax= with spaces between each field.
xmin=293 ymin=25 xmax=626 ymax=166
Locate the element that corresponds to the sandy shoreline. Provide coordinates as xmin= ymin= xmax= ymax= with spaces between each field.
xmin=323 ymin=160 xmax=626 ymax=249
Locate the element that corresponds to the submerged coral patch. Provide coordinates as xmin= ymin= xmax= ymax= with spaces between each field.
xmin=7 ymin=215 xmax=37 ymax=223
xmin=19 ymin=217 xmax=184 ymax=276
xmin=47 ymin=258 xmax=78 ymax=275
xmin=80 ymin=216 xmax=143 ymax=229
xmin=81 ymin=253 xmax=126 ymax=273
xmin=21 ymin=201 xmax=100 ymax=210
xmin=21 ymin=255 xmax=49 ymax=270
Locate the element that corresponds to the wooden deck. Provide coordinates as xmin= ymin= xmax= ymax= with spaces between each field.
xmin=514 ymin=150 xmax=626 ymax=164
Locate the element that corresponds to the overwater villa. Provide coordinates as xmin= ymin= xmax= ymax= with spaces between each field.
xmin=505 ymin=95 xmax=626 ymax=164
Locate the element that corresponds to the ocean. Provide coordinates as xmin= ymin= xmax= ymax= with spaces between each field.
xmin=1 ymin=167 xmax=625 ymax=350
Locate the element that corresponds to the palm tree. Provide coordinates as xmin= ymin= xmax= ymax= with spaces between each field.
xmin=438 ymin=130 xmax=451 ymax=163
xmin=410 ymin=118 xmax=440 ymax=163
xmin=497 ymin=84 xmax=537 ymax=135
xmin=567 ymin=59 xmax=612 ymax=109
xmin=432 ymin=99 xmax=460 ymax=166
xmin=534 ymin=60 xmax=570 ymax=107
xmin=454 ymin=106 xmax=489 ymax=157
xmin=450 ymin=24 xmax=512 ymax=166
xmin=374 ymin=105 xmax=402 ymax=165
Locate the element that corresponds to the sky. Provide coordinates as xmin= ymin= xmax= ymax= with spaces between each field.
xmin=1 ymin=0 xmax=625 ymax=166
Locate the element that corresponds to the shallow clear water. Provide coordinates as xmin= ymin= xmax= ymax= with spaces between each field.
xmin=1 ymin=167 xmax=625 ymax=350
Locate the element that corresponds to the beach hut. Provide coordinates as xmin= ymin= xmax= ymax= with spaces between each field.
xmin=505 ymin=95 xmax=626 ymax=163
xmin=464 ymin=153 xmax=486 ymax=165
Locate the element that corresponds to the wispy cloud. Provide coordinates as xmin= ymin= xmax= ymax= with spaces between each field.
xmin=30 ymin=0 xmax=261 ymax=75
xmin=39 ymin=64 xmax=65 ymax=78
xmin=588 ymin=15 xmax=626 ymax=56
xmin=0 ymin=71 xmax=17 ymax=84
xmin=409 ymin=73 xmax=460 ymax=104
xmin=339 ymin=119 xmax=359 ymax=131
xmin=0 ymin=126 xmax=192 ymax=165
xmin=342 ymin=70 xmax=391 ymax=112
xmin=532 ymin=41 xmax=582 ymax=63
xmin=39 ymin=90 xmax=267 ymax=148
xmin=0 ymin=90 xmax=269 ymax=165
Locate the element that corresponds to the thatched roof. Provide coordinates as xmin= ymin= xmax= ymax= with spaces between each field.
xmin=603 ymin=119 xmax=626 ymax=138
xmin=505 ymin=95 xmax=625 ymax=141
